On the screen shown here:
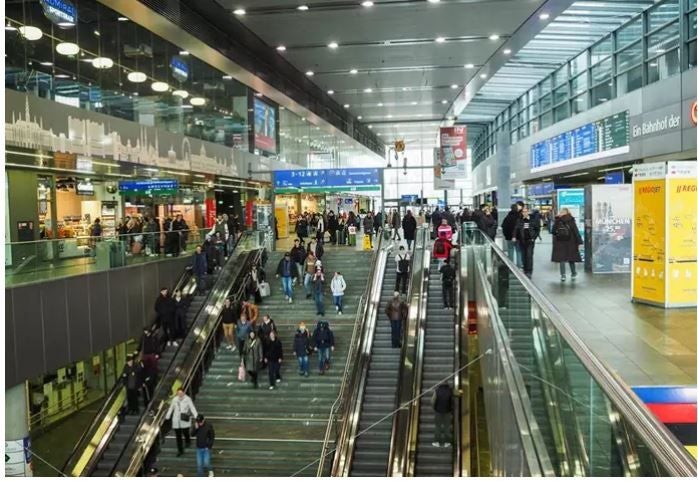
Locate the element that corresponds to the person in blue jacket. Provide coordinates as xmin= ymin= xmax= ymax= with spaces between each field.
xmin=192 ymin=244 xmax=208 ymax=294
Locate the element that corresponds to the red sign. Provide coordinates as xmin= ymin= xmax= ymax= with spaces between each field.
xmin=205 ymin=198 xmax=216 ymax=228
xmin=245 ymin=200 xmax=254 ymax=228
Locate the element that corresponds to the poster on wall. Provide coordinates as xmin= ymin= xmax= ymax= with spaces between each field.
xmin=254 ymin=98 xmax=277 ymax=154
xmin=275 ymin=207 xmax=289 ymax=238
xmin=439 ymin=126 xmax=467 ymax=179
xmin=557 ymin=188 xmax=586 ymax=261
xmin=632 ymin=163 xmax=667 ymax=305
xmin=588 ymin=184 xmax=632 ymax=273
xmin=666 ymin=162 xmax=697 ymax=305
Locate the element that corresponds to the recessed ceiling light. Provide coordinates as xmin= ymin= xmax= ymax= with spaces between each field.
xmin=489 ymin=34 xmax=500 ymax=40
xmin=254 ymin=92 xmax=263 ymax=97
xmin=435 ymin=37 xmax=446 ymax=43
xmin=357 ymin=115 xmax=363 ymax=119
xmin=503 ymin=48 xmax=512 ymax=54
xmin=179 ymin=50 xmax=190 ymax=56
xmin=349 ymin=68 xmax=358 ymax=74
xmin=377 ymin=133 xmax=382 ymax=136
xmin=328 ymin=41 xmax=338 ymax=49
xmin=151 ymin=81 xmax=170 ymax=92
xmin=327 ymin=90 xmax=335 ymax=95
xmin=190 ymin=97 xmax=206 ymax=106
xmin=411 ymin=101 xmax=418 ymax=105
xmin=40 ymin=61 xmax=53 ymax=66
xmin=343 ymin=104 xmax=350 ymax=108
xmin=172 ymin=89 xmax=189 ymax=99
xmin=19 ymin=26 xmax=43 ymax=41
xmin=306 ymin=70 xmax=314 ymax=76
xmin=117 ymin=16 xmax=129 ymax=22
xmin=92 ymin=57 xmax=114 ymax=69
xmin=93 ymin=30 xmax=101 ymax=36
xmin=222 ymin=75 xmax=233 ymax=80
xmin=55 ymin=74 xmax=70 ymax=79
xmin=441 ymin=100 xmax=448 ymax=104
xmin=539 ymin=13 xmax=550 ymax=20
xmin=56 ymin=42 xmax=80 ymax=56
xmin=361 ymin=1 xmax=374 ymax=6
xmin=364 ymin=88 xmax=373 ymax=93
xmin=480 ymin=73 xmax=487 ymax=79
xmin=387 ymin=114 xmax=393 ymax=118
xmin=297 ymin=5 xmax=309 ymax=10
xmin=127 ymin=71 xmax=147 ymax=83
xmin=378 ymin=102 xmax=384 ymax=106
xmin=368 ymin=124 xmax=373 ymax=129
xmin=276 ymin=45 xmax=287 ymax=52
xmin=428 ymin=0 xmax=441 ymax=3
xmin=233 ymin=8 xmax=246 ymax=15
xmin=464 ymin=63 xmax=475 ymax=69
xmin=450 ymin=84 xmax=458 ymax=89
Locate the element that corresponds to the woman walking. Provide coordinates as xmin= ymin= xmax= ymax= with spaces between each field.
xmin=330 ymin=271 xmax=347 ymax=315
xmin=242 ymin=330 xmax=263 ymax=388
xmin=551 ymin=208 xmax=583 ymax=282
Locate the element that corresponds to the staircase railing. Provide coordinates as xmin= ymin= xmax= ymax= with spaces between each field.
xmin=315 ymin=232 xmax=383 ymax=476
xmin=331 ymin=232 xmax=392 ymax=476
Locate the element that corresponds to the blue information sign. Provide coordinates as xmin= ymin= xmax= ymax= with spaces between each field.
xmin=401 ymin=194 xmax=418 ymax=203
xmin=40 ymin=0 xmax=77 ymax=27
xmin=604 ymin=171 xmax=624 ymax=184
xmin=531 ymin=140 xmax=550 ymax=168
xmin=273 ymin=168 xmax=380 ymax=191
xmin=118 ymin=179 xmax=179 ymax=193
xmin=573 ymin=123 xmax=596 ymax=157
xmin=551 ymin=132 xmax=571 ymax=163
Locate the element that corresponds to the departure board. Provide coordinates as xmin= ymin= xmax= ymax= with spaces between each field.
xmin=530 ymin=110 xmax=629 ymax=172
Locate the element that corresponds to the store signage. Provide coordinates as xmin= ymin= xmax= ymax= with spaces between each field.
xmin=531 ymin=111 xmax=629 ymax=173
xmin=273 ymin=168 xmax=380 ymax=192
xmin=604 ymin=171 xmax=624 ymax=184
xmin=439 ymin=126 xmax=467 ymax=179
xmin=169 ymin=56 xmax=189 ymax=82
xmin=633 ymin=162 xmax=666 ymax=180
xmin=631 ymin=112 xmax=681 ymax=139
xmin=253 ymin=98 xmax=277 ymax=154
xmin=76 ymin=180 xmax=95 ymax=196
xmin=118 ymin=179 xmax=178 ymax=195
xmin=40 ymin=0 xmax=77 ymax=27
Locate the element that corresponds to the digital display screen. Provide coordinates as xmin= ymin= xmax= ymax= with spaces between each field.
xmin=254 ymin=98 xmax=277 ymax=154
xmin=273 ymin=168 xmax=380 ymax=192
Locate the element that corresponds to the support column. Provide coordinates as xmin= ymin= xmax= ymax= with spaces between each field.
xmin=496 ymin=130 xmax=512 ymax=209
xmin=5 ymin=382 xmax=32 ymax=477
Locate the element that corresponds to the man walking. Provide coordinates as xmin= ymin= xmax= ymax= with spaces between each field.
xmin=385 ymin=292 xmax=408 ymax=348
xmin=275 ymin=252 xmax=294 ymax=303
xmin=193 ymin=414 xmax=215 ymax=476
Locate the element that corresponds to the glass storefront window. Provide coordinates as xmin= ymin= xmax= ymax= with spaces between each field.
xmin=617 ymin=18 xmax=643 ymax=50
xmin=648 ymin=0 xmax=680 ymax=32
xmin=647 ymin=22 xmax=680 ymax=58
xmin=647 ymin=49 xmax=681 ymax=82
xmin=591 ymin=58 xmax=613 ymax=85
xmin=590 ymin=36 xmax=613 ymax=66
xmin=617 ymin=65 xmax=644 ymax=95
xmin=570 ymin=51 xmax=589 ymax=76
xmin=572 ymin=94 xmax=587 ymax=115
xmin=617 ymin=41 xmax=643 ymax=72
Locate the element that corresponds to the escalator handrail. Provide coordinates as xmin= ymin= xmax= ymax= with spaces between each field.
xmin=331 ymin=234 xmax=392 ymax=476
xmin=316 ymin=231 xmax=383 ymax=476
xmin=464 ymin=225 xmax=697 ymax=477
xmin=388 ymin=227 xmax=430 ymax=476
xmin=120 ymin=240 xmax=266 ymax=476
xmin=61 ymin=265 xmax=196 ymax=476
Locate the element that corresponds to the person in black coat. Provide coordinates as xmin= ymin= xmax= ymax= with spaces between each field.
xmin=154 ymin=288 xmax=176 ymax=343
xmin=401 ymin=210 xmax=418 ymax=250
xmin=514 ymin=206 xmax=540 ymax=278
xmin=477 ymin=206 xmax=497 ymax=240
xmin=192 ymin=245 xmax=208 ymax=294
xmin=265 ymin=330 xmax=283 ymax=389
xmin=121 ymin=355 xmax=143 ymax=414
xmin=551 ymin=208 xmax=583 ymax=281
xmin=193 ymin=415 xmax=215 ymax=476
xmin=327 ymin=211 xmax=338 ymax=244
xmin=501 ymin=203 xmax=523 ymax=268
xmin=293 ymin=323 xmax=311 ymax=377
xmin=172 ymin=290 xmax=189 ymax=340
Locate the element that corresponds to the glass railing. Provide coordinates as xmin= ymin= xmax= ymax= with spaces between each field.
xmin=462 ymin=224 xmax=696 ymax=477
xmin=4 ymin=229 xmax=223 ymax=287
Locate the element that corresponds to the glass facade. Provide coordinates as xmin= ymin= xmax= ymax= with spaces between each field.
xmin=473 ymin=0 xmax=695 ymax=168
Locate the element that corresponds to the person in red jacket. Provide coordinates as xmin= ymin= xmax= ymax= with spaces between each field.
xmin=433 ymin=237 xmax=452 ymax=269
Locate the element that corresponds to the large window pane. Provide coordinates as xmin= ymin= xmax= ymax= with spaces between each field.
xmin=647 ymin=49 xmax=681 ymax=83
xmin=570 ymin=73 xmax=588 ymax=96
xmin=617 ymin=41 xmax=643 ymax=72
xmin=591 ymin=83 xmax=612 ymax=107
xmin=554 ymin=103 xmax=569 ymax=123
xmin=690 ymin=0 xmax=697 ymax=11
xmin=570 ymin=51 xmax=588 ymax=76
xmin=553 ymin=66 xmax=568 ymax=87
xmin=617 ymin=65 xmax=644 ymax=95
xmin=591 ymin=58 xmax=613 ymax=85
xmin=590 ymin=36 xmax=612 ymax=65
xmin=689 ymin=40 xmax=697 ymax=68
xmin=617 ymin=18 xmax=642 ymax=49
xmin=689 ymin=11 xmax=697 ymax=40
xmin=540 ymin=93 xmax=552 ymax=112
xmin=529 ymin=102 xmax=539 ymax=118
xmin=553 ymin=84 xmax=568 ymax=105
xmin=647 ymin=21 xmax=680 ymax=58
xmin=540 ymin=111 xmax=553 ymax=129
xmin=540 ymin=77 xmax=552 ymax=95
xmin=648 ymin=0 xmax=679 ymax=32
xmin=572 ymin=94 xmax=587 ymax=115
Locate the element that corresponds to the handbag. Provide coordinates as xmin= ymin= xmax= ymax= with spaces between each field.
xmin=180 ymin=411 xmax=191 ymax=422
xmin=237 ymin=361 xmax=246 ymax=382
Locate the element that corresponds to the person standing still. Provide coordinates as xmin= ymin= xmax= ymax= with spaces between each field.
xmin=193 ymin=414 xmax=215 ymax=477
xmin=402 ymin=210 xmax=417 ymax=250
xmin=165 ymin=388 xmax=198 ymax=457
xmin=394 ymin=246 xmax=410 ymax=295
xmin=385 ymin=292 xmax=408 ymax=349
xmin=514 ymin=206 xmax=539 ymax=278
xmin=432 ymin=383 xmax=454 ymax=448
xmin=551 ymin=207 xmax=583 ymax=282
xmin=121 ymin=355 xmax=142 ymax=414
xmin=501 ymin=202 xmax=523 ymax=268
xmin=192 ymin=245 xmax=208 ymax=295
xmin=439 ymin=258 xmax=456 ymax=309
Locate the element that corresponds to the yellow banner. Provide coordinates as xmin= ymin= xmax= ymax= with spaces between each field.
xmin=632 ymin=179 xmax=666 ymax=304
xmin=667 ymin=178 xmax=697 ymax=305
xmin=275 ymin=206 xmax=289 ymax=239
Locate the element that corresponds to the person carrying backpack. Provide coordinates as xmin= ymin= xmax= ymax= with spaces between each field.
xmin=433 ymin=237 xmax=452 ymax=269
xmin=439 ymin=257 xmax=456 ymax=309
xmin=432 ymin=384 xmax=454 ymax=448
xmin=551 ymin=207 xmax=583 ymax=282
xmin=385 ymin=292 xmax=408 ymax=348
xmin=312 ymin=320 xmax=335 ymax=375
xmin=514 ymin=205 xmax=540 ymax=278
xmin=394 ymin=246 xmax=411 ymax=295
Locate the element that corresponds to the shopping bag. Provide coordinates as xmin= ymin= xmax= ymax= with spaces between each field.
xmin=362 ymin=234 xmax=372 ymax=250
xmin=237 ymin=362 xmax=246 ymax=382
xmin=258 ymin=281 xmax=271 ymax=298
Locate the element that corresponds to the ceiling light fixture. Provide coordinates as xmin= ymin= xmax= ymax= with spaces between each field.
xmin=92 ymin=57 xmax=114 ymax=69
xmin=297 ymin=5 xmax=309 ymax=10
xmin=179 ymin=50 xmax=190 ymax=56
xmin=233 ymin=8 xmax=246 ymax=15
xmin=450 ymin=84 xmax=458 ymax=89
xmin=305 ymin=70 xmax=314 ymax=76
xmin=539 ymin=13 xmax=550 ymax=20
xmin=327 ymin=90 xmax=335 ymax=94
xmin=5 ymin=22 xmax=17 ymax=31
xmin=222 ymin=75 xmax=233 ymax=80
xmin=276 ymin=45 xmax=286 ymax=52
xmin=464 ymin=63 xmax=475 ymax=69
xmin=190 ymin=97 xmax=206 ymax=106
xmin=172 ymin=89 xmax=189 ymax=99
xmin=480 ymin=73 xmax=487 ymax=79
xmin=343 ymin=104 xmax=350 ymax=108
xmin=428 ymin=0 xmax=441 ymax=3
xmin=127 ymin=71 xmax=147 ymax=83
xmin=489 ymin=34 xmax=500 ymax=40
xmin=19 ymin=26 xmax=43 ymax=41
xmin=56 ymin=42 xmax=80 ymax=56
xmin=387 ymin=114 xmax=393 ymax=118
xmin=349 ymin=68 xmax=358 ymax=74
xmin=357 ymin=115 xmax=363 ymax=119
xmin=328 ymin=41 xmax=338 ymax=49
xmin=117 ymin=16 xmax=129 ymax=21
xmin=441 ymin=100 xmax=448 ymax=104
xmin=40 ymin=61 xmax=53 ymax=66
xmin=411 ymin=101 xmax=418 ymax=105
xmin=364 ymin=88 xmax=372 ymax=93
xmin=361 ymin=1 xmax=374 ymax=6
xmin=151 ymin=81 xmax=169 ymax=92
xmin=378 ymin=102 xmax=384 ymax=106
xmin=503 ymin=48 xmax=512 ymax=54
xmin=435 ymin=36 xmax=446 ymax=43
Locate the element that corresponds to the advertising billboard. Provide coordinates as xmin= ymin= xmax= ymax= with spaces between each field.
xmin=439 ymin=126 xmax=467 ymax=179
xmin=632 ymin=175 xmax=666 ymax=305
xmin=588 ymin=184 xmax=632 ymax=273
xmin=666 ymin=162 xmax=697 ymax=305
xmin=254 ymin=98 xmax=277 ymax=153
xmin=557 ymin=188 xmax=586 ymax=261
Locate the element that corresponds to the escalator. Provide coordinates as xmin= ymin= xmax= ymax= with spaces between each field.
xmin=62 ymin=232 xmax=258 ymax=477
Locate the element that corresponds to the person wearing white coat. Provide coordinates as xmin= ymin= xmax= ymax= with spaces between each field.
xmin=331 ymin=272 xmax=347 ymax=315
xmin=166 ymin=388 xmax=198 ymax=456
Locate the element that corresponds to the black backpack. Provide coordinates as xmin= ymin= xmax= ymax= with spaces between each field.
xmin=397 ymin=255 xmax=410 ymax=273
xmin=555 ymin=220 xmax=571 ymax=242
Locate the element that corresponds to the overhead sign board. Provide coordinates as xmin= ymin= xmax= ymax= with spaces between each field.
xmin=273 ymin=168 xmax=380 ymax=193
xmin=40 ymin=0 xmax=77 ymax=27
xmin=118 ymin=179 xmax=179 ymax=195
xmin=169 ymin=56 xmax=189 ymax=82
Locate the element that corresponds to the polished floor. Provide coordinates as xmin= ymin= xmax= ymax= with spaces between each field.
xmin=528 ymin=232 xmax=696 ymax=387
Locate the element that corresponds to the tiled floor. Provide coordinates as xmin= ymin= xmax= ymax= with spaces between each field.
xmin=529 ymin=232 xmax=696 ymax=387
